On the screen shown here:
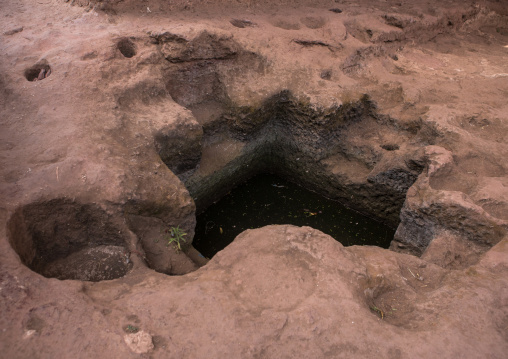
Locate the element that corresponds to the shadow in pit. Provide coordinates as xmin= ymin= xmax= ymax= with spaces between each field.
xmin=7 ymin=198 xmax=132 ymax=281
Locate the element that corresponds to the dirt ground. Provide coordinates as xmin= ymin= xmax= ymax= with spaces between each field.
xmin=1 ymin=0 xmax=508 ymax=358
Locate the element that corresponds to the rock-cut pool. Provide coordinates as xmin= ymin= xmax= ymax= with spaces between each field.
xmin=193 ymin=173 xmax=396 ymax=258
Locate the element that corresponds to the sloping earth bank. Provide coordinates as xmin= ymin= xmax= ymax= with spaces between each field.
xmin=1 ymin=0 xmax=507 ymax=357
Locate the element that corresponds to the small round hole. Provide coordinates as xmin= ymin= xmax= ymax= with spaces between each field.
xmin=381 ymin=144 xmax=400 ymax=151
xmin=117 ymin=38 xmax=137 ymax=58
xmin=24 ymin=62 xmax=51 ymax=82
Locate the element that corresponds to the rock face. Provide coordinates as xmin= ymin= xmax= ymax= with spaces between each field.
xmin=1 ymin=225 xmax=507 ymax=358
xmin=1 ymin=0 xmax=508 ymax=357
xmin=153 ymin=109 xmax=203 ymax=177
xmin=182 ymin=91 xmax=426 ymax=227
xmin=392 ymin=146 xmax=507 ymax=257
xmin=124 ymin=331 xmax=154 ymax=354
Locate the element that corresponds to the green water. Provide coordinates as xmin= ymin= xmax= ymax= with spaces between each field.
xmin=193 ymin=173 xmax=396 ymax=258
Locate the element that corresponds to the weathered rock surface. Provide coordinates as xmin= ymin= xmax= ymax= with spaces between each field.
xmin=124 ymin=330 xmax=154 ymax=354
xmin=1 ymin=0 xmax=508 ymax=357
xmin=1 ymin=225 xmax=508 ymax=358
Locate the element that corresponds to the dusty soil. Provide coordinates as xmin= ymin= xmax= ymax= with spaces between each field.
xmin=1 ymin=0 xmax=507 ymax=358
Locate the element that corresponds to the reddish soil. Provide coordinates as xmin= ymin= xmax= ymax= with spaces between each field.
xmin=1 ymin=0 xmax=507 ymax=358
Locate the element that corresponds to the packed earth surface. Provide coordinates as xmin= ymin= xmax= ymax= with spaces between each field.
xmin=1 ymin=0 xmax=508 ymax=358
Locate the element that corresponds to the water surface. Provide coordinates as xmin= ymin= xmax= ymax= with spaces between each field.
xmin=193 ymin=173 xmax=396 ymax=258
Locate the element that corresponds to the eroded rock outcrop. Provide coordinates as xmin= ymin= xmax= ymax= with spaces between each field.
xmin=2 ymin=225 xmax=508 ymax=358
xmin=392 ymin=146 xmax=507 ymax=261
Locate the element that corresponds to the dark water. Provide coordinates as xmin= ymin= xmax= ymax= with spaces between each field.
xmin=193 ymin=173 xmax=396 ymax=258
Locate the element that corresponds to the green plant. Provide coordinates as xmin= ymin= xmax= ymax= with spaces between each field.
xmin=370 ymin=305 xmax=384 ymax=319
xmin=124 ymin=324 xmax=139 ymax=333
xmin=165 ymin=226 xmax=187 ymax=251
